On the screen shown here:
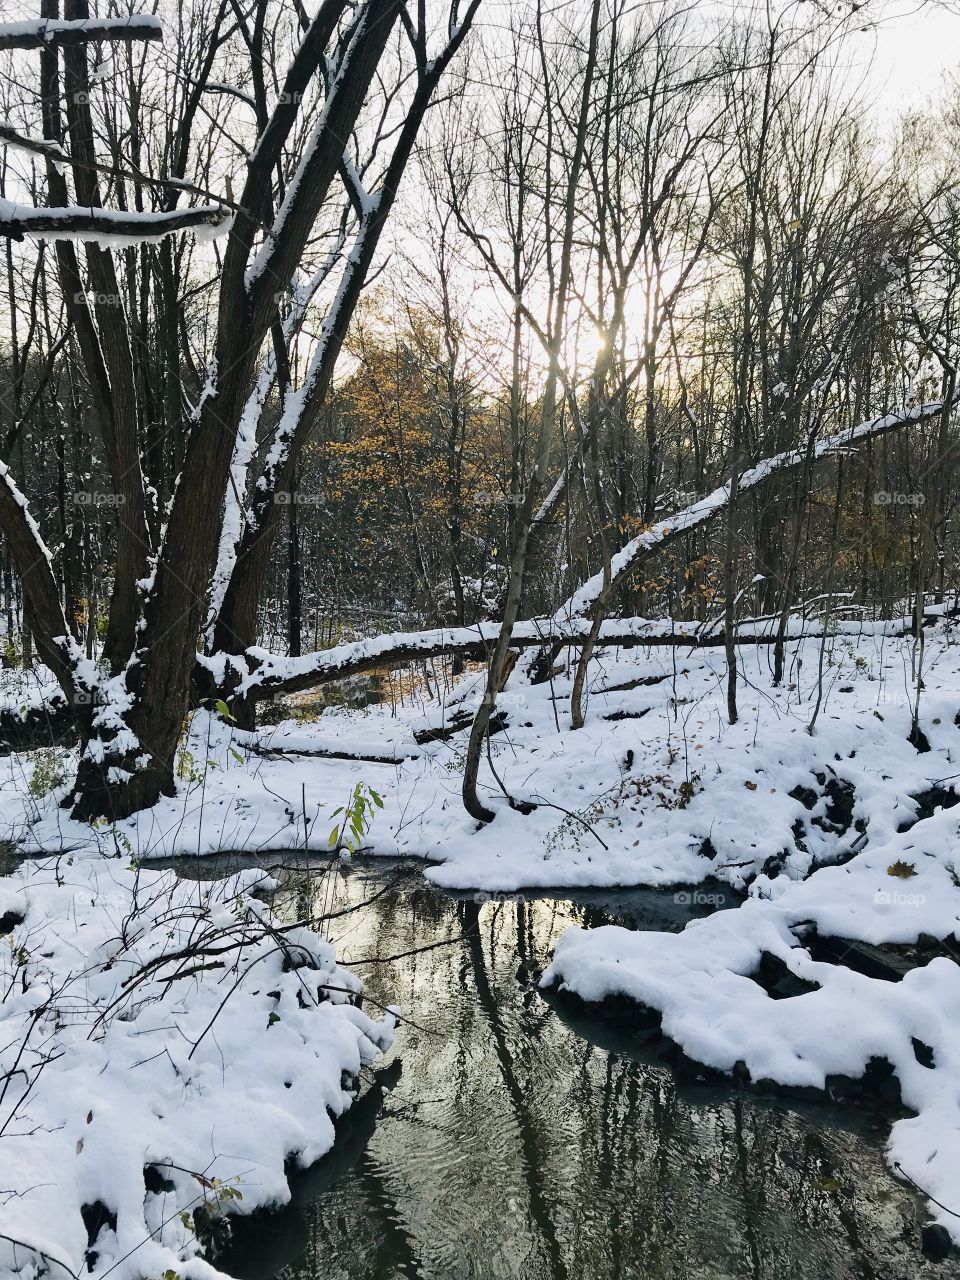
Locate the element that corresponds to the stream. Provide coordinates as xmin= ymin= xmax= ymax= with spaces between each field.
xmin=166 ymin=855 xmax=939 ymax=1280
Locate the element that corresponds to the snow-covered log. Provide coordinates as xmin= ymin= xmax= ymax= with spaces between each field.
xmin=0 ymin=15 xmax=161 ymax=49
xmin=223 ymin=613 xmax=922 ymax=702
xmin=0 ymin=120 xmax=65 ymax=164
xmin=0 ymin=197 xmax=230 ymax=244
xmin=555 ymin=393 xmax=960 ymax=624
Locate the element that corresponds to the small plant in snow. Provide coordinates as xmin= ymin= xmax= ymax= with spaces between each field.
xmin=27 ymin=747 xmax=69 ymax=798
xmin=175 ymin=744 xmax=205 ymax=784
xmin=544 ymin=793 xmax=611 ymax=857
xmin=90 ymin=817 xmax=134 ymax=859
xmin=329 ymin=782 xmax=384 ymax=854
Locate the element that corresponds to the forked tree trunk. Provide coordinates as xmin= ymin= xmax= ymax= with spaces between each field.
xmin=63 ymin=1 xmax=480 ymax=820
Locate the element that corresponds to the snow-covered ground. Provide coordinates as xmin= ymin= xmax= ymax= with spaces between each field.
xmin=2 ymin=620 xmax=952 ymax=883
xmin=2 ymin=620 xmax=960 ymax=1263
xmin=0 ymin=857 xmax=395 ymax=1280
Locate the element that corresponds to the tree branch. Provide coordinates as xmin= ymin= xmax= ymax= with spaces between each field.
xmin=0 ymin=15 xmax=162 ymax=50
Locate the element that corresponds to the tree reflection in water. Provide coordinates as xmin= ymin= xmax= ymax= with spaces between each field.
xmin=198 ymin=859 xmax=937 ymax=1280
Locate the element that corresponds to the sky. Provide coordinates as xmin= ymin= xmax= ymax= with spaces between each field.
xmin=857 ymin=1 xmax=960 ymax=116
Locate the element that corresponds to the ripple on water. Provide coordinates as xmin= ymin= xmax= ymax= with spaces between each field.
xmin=186 ymin=857 xmax=942 ymax=1280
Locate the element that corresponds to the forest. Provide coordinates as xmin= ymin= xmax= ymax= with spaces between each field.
xmin=1 ymin=1 xmax=960 ymax=1277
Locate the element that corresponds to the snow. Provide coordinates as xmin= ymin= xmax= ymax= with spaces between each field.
xmin=244 ymin=7 xmax=374 ymax=288
xmin=0 ymin=17 xmax=161 ymax=48
xmin=4 ymin=621 xmax=960 ymax=1252
xmin=0 ymin=854 xmax=395 ymax=1280
xmin=206 ymin=236 xmax=349 ymax=644
xmin=236 ymin=217 xmax=376 ymax=545
xmin=230 ymin=611 xmax=917 ymax=699
xmin=0 ymin=460 xmax=55 ymax=568
xmin=0 ymin=120 xmax=65 ymax=165
xmin=540 ymin=812 xmax=960 ymax=1242
xmin=0 ymin=197 xmax=230 ymax=247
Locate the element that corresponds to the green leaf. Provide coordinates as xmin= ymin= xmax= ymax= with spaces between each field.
xmin=329 ymin=826 xmax=340 ymax=847
xmin=268 ymin=1011 xmax=281 ymax=1026
xmin=214 ymin=698 xmax=236 ymax=722
xmin=229 ymin=748 xmax=244 ymax=763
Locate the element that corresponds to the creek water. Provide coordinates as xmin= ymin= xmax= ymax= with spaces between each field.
xmin=166 ymin=855 xmax=939 ymax=1280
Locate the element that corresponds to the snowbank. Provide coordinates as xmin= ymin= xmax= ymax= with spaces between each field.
xmin=0 ymin=855 xmax=395 ymax=1280
xmin=541 ymin=802 xmax=960 ymax=1243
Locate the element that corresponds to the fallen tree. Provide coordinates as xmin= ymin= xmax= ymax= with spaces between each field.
xmin=554 ymin=394 xmax=960 ymax=625
xmin=0 ymin=611 xmax=932 ymax=750
xmin=219 ymin=611 xmax=929 ymax=703
xmin=520 ymin=392 xmax=960 ymax=687
xmin=2 ymin=391 xmax=954 ymax=753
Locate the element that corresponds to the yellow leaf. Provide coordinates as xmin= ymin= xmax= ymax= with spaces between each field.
xmin=887 ymin=860 xmax=917 ymax=879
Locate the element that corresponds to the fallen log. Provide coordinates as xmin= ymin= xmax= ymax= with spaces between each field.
xmin=414 ymin=710 xmax=510 ymax=745
xmin=246 ymin=744 xmax=419 ymax=765
xmin=0 ymin=701 xmax=77 ymax=754
xmin=218 ymin=612 xmax=924 ymax=703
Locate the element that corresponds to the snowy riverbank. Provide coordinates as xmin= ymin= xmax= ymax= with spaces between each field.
xmin=541 ymin=800 xmax=960 ymax=1250
xmin=0 ymin=856 xmax=395 ymax=1280
xmin=2 ymin=621 xmax=960 ymax=1259
xmin=3 ymin=622 xmax=959 ymax=887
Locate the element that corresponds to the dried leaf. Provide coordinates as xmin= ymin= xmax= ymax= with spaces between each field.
xmin=887 ymin=860 xmax=917 ymax=879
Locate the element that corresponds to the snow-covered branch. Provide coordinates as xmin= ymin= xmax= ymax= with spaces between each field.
xmin=219 ymin=613 xmax=920 ymax=702
xmin=0 ymin=464 xmax=78 ymax=696
xmin=205 ymin=227 xmax=352 ymax=644
xmin=0 ymin=120 xmax=65 ymax=165
xmin=555 ymin=392 xmax=960 ymax=623
xmin=0 ymin=198 xmax=230 ymax=245
xmin=0 ymin=15 xmax=162 ymax=50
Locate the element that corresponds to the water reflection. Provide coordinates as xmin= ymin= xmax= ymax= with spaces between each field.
xmin=182 ymin=859 xmax=936 ymax=1280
